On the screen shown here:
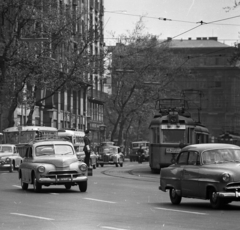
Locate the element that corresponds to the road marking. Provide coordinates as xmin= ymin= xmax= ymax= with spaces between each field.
xmin=13 ymin=185 xmax=21 ymax=188
xmin=50 ymin=193 xmax=59 ymax=195
xmin=155 ymin=207 xmax=208 ymax=215
xmin=11 ymin=213 xmax=54 ymax=220
xmin=84 ymin=198 xmax=116 ymax=204
xmin=101 ymin=226 xmax=128 ymax=230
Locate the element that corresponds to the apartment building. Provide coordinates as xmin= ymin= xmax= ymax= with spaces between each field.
xmin=0 ymin=0 xmax=106 ymax=145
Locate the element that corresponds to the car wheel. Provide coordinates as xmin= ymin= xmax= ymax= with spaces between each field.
xmin=21 ymin=177 xmax=28 ymax=190
xmin=65 ymin=184 xmax=71 ymax=190
xmin=120 ymin=163 xmax=123 ymax=167
xmin=209 ymin=188 xmax=222 ymax=209
xmin=79 ymin=181 xmax=87 ymax=192
xmin=115 ymin=163 xmax=118 ymax=167
xmin=33 ymin=174 xmax=42 ymax=192
xmin=93 ymin=164 xmax=96 ymax=169
xmin=9 ymin=162 xmax=14 ymax=173
xmin=96 ymin=163 xmax=99 ymax=167
xmin=169 ymin=188 xmax=182 ymax=205
xmin=101 ymin=164 xmax=104 ymax=167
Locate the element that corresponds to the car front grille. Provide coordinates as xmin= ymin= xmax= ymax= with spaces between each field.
xmin=103 ymin=155 xmax=109 ymax=162
xmin=46 ymin=170 xmax=80 ymax=179
xmin=225 ymin=182 xmax=240 ymax=191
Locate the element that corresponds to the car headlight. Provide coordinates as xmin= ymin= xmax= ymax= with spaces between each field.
xmin=37 ymin=166 xmax=45 ymax=173
xmin=222 ymin=173 xmax=231 ymax=182
xmin=79 ymin=164 xmax=87 ymax=172
xmin=5 ymin=158 xmax=11 ymax=163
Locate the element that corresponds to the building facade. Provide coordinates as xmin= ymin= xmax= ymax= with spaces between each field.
xmin=168 ymin=37 xmax=240 ymax=138
xmin=0 ymin=0 xmax=107 ymax=146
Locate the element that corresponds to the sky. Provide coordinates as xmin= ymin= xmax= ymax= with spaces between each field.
xmin=104 ymin=0 xmax=240 ymax=46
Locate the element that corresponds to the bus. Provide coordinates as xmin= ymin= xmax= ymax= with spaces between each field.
xmin=57 ymin=129 xmax=85 ymax=153
xmin=149 ymin=98 xmax=209 ymax=173
xmin=129 ymin=141 xmax=149 ymax=162
xmin=2 ymin=126 xmax=58 ymax=157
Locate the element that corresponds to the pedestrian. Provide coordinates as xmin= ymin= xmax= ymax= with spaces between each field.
xmin=83 ymin=129 xmax=91 ymax=167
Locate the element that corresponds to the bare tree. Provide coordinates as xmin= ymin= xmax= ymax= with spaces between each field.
xmin=104 ymin=19 xmax=189 ymax=146
xmin=0 ymin=0 xmax=104 ymax=128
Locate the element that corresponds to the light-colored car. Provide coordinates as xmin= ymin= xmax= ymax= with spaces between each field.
xmin=0 ymin=144 xmax=22 ymax=172
xmin=74 ymin=145 xmax=97 ymax=169
xmin=18 ymin=139 xmax=88 ymax=193
xmin=160 ymin=143 xmax=240 ymax=209
xmin=97 ymin=145 xmax=124 ymax=167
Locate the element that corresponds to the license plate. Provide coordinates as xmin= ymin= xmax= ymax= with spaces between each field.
xmin=58 ymin=178 xmax=70 ymax=181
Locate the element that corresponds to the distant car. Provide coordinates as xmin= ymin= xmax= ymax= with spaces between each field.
xmin=0 ymin=144 xmax=22 ymax=172
xmin=159 ymin=143 xmax=240 ymax=209
xmin=18 ymin=139 xmax=88 ymax=193
xmin=97 ymin=145 xmax=124 ymax=167
xmin=74 ymin=145 xmax=97 ymax=169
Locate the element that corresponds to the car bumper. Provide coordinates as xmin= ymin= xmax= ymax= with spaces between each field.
xmin=0 ymin=163 xmax=11 ymax=170
xmin=217 ymin=191 xmax=240 ymax=198
xmin=38 ymin=175 xmax=88 ymax=184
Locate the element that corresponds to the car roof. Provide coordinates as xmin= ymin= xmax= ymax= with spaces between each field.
xmin=0 ymin=144 xmax=16 ymax=147
xmin=182 ymin=143 xmax=240 ymax=153
xmin=27 ymin=139 xmax=74 ymax=146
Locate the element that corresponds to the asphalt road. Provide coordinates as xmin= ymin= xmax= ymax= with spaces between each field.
xmin=1 ymin=161 xmax=240 ymax=230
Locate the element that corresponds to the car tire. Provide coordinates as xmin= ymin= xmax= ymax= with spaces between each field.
xmin=65 ymin=184 xmax=71 ymax=190
xmin=93 ymin=164 xmax=96 ymax=169
xmin=101 ymin=164 xmax=104 ymax=167
xmin=169 ymin=188 xmax=182 ymax=205
xmin=115 ymin=163 xmax=118 ymax=167
xmin=9 ymin=162 xmax=14 ymax=173
xmin=120 ymin=163 xmax=123 ymax=167
xmin=21 ymin=177 xmax=28 ymax=190
xmin=33 ymin=174 xmax=42 ymax=193
xmin=209 ymin=188 xmax=222 ymax=209
xmin=79 ymin=181 xmax=87 ymax=192
xmin=96 ymin=163 xmax=99 ymax=167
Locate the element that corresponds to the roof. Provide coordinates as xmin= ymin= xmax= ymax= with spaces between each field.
xmin=167 ymin=39 xmax=230 ymax=48
xmin=182 ymin=143 xmax=240 ymax=152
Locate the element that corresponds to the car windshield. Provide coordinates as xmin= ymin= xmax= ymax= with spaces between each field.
xmin=35 ymin=145 xmax=74 ymax=156
xmin=0 ymin=146 xmax=13 ymax=153
xmin=202 ymin=149 xmax=240 ymax=164
xmin=102 ymin=146 xmax=118 ymax=154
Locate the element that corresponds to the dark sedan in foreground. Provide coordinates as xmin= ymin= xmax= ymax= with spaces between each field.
xmin=159 ymin=143 xmax=240 ymax=209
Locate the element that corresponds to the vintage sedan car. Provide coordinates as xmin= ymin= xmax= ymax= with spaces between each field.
xmin=74 ymin=145 xmax=97 ymax=169
xmin=97 ymin=145 xmax=124 ymax=167
xmin=18 ymin=139 xmax=88 ymax=193
xmin=0 ymin=144 xmax=22 ymax=172
xmin=159 ymin=143 xmax=240 ymax=209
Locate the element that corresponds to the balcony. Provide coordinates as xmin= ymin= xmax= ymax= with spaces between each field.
xmin=88 ymin=89 xmax=108 ymax=103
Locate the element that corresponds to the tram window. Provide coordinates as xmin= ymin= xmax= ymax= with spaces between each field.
xmin=162 ymin=129 xmax=185 ymax=143
xmin=152 ymin=128 xmax=160 ymax=143
xmin=178 ymin=152 xmax=188 ymax=165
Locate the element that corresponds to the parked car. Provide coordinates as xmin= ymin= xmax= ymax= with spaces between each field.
xmin=18 ymin=139 xmax=88 ymax=192
xmin=0 ymin=144 xmax=22 ymax=172
xmin=159 ymin=143 xmax=240 ymax=209
xmin=97 ymin=145 xmax=124 ymax=167
xmin=74 ymin=145 xmax=98 ymax=169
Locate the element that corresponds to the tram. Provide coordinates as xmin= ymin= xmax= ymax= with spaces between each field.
xmin=149 ymin=98 xmax=209 ymax=173
xmin=216 ymin=132 xmax=240 ymax=146
xmin=2 ymin=126 xmax=58 ymax=157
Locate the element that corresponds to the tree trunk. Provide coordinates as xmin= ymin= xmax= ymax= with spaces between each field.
xmin=7 ymin=98 xmax=18 ymax=128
